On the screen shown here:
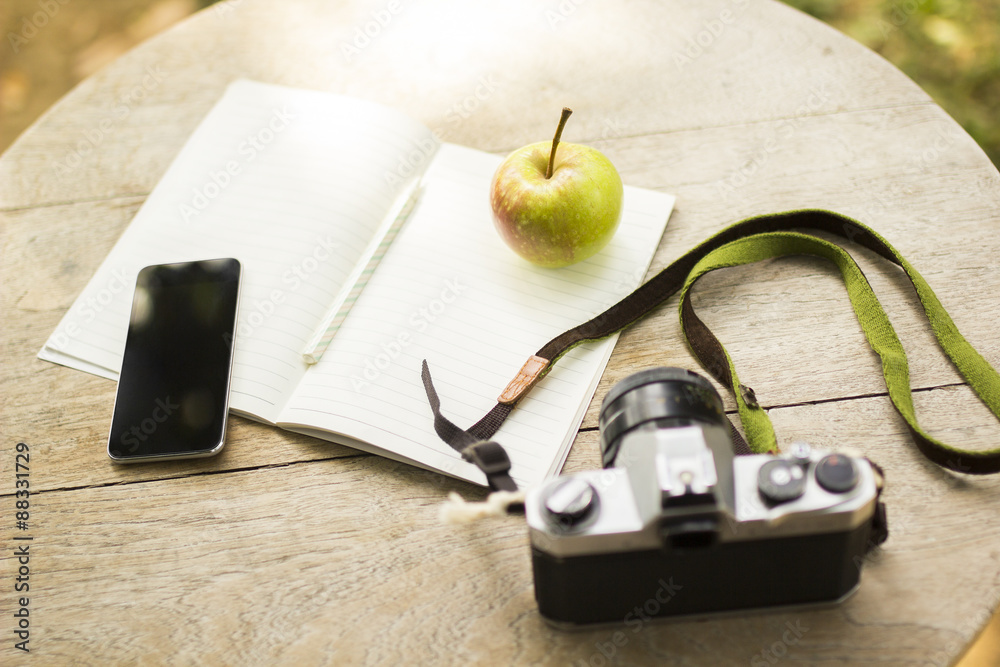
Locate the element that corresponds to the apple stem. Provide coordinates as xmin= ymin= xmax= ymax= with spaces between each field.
xmin=546 ymin=107 xmax=573 ymax=179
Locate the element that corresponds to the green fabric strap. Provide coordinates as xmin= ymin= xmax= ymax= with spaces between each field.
xmin=424 ymin=209 xmax=1000 ymax=481
xmin=678 ymin=230 xmax=1000 ymax=474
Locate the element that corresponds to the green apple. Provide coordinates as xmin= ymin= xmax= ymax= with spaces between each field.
xmin=489 ymin=108 xmax=624 ymax=268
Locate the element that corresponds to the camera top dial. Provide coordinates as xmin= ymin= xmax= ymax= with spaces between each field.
xmin=757 ymin=460 xmax=807 ymax=504
xmin=543 ymin=477 xmax=599 ymax=529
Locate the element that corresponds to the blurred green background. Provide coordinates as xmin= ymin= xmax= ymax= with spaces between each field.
xmin=784 ymin=0 xmax=999 ymax=168
xmin=0 ymin=0 xmax=217 ymax=153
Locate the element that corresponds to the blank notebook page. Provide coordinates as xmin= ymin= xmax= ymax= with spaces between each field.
xmin=39 ymin=80 xmax=435 ymax=424
xmin=279 ymin=143 xmax=674 ymax=488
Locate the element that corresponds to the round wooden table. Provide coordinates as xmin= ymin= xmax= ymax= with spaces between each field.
xmin=3 ymin=0 xmax=999 ymax=663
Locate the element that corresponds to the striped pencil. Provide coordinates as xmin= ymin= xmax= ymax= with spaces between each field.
xmin=302 ymin=183 xmax=423 ymax=364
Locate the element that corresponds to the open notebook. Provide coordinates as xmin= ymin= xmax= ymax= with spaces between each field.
xmin=39 ymin=80 xmax=675 ymax=488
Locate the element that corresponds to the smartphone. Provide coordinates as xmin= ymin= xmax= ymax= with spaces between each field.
xmin=107 ymin=258 xmax=242 ymax=462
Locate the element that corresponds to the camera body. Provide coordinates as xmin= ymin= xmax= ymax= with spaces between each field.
xmin=526 ymin=368 xmax=886 ymax=626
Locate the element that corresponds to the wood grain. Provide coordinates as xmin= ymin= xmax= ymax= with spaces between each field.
xmin=2 ymin=0 xmax=999 ymax=664
xmin=2 ymin=389 xmax=996 ymax=665
xmin=0 ymin=0 xmax=935 ymax=210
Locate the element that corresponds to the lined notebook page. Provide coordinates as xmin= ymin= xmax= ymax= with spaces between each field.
xmin=279 ymin=144 xmax=675 ymax=488
xmin=38 ymin=80 xmax=437 ymax=423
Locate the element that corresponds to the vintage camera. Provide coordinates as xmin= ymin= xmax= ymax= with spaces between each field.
xmin=526 ymin=367 xmax=887 ymax=626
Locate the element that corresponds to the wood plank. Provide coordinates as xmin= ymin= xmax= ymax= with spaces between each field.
xmin=3 ymin=1 xmax=999 ymax=663
xmin=3 ymin=386 xmax=996 ymax=665
xmin=0 ymin=0 xmax=934 ymax=210
xmin=0 ymin=199 xmax=361 ymax=494
xmin=6 ymin=103 xmax=1000 ymax=490
xmin=574 ymin=103 xmax=1000 ymax=428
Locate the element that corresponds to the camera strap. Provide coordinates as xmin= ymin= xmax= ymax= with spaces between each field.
xmin=422 ymin=209 xmax=1000 ymax=490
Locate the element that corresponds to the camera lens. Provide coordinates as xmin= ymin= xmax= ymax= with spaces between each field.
xmin=598 ymin=367 xmax=726 ymax=468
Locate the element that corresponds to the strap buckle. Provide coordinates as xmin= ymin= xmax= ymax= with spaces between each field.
xmin=461 ymin=441 xmax=518 ymax=492
xmin=461 ymin=441 xmax=511 ymax=475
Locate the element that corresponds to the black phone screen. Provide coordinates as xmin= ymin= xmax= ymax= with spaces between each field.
xmin=108 ymin=258 xmax=242 ymax=461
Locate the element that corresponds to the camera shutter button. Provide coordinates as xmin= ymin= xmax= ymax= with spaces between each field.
xmin=544 ymin=478 xmax=597 ymax=526
xmin=815 ymin=454 xmax=859 ymax=493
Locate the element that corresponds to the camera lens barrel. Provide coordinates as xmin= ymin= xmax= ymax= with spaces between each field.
xmin=598 ymin=367 xmax=726 ymax=468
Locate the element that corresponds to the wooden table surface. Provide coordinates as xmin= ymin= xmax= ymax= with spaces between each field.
xmin=3 ymin=0 xmax=1000 ymax=664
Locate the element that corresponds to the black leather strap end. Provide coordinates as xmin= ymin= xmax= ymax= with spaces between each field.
xmin=462 ymin=441 xmax=517 ymax=492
